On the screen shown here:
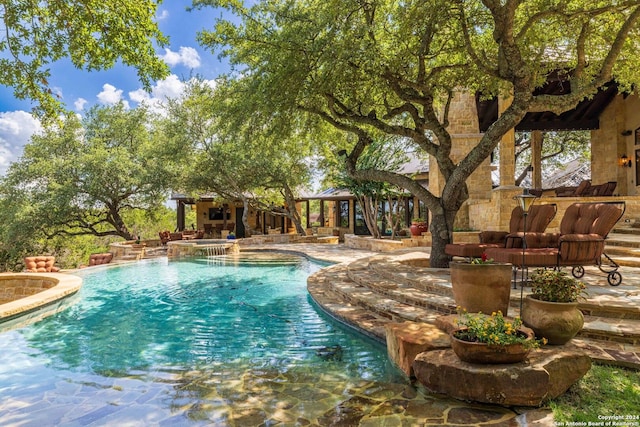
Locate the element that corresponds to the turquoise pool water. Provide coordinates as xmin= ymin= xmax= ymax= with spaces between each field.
xmin=0 ymin=253 xmax=406 ymax=425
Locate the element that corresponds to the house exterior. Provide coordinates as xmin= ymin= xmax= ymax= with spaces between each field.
xmin=441 ymin=88 xmax=640 ymax=233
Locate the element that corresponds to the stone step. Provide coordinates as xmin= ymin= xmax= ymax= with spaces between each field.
xmin=307 ymin=257 xmax=640 ymax=369
xmin=611 ymin=226 xmax=640 ymax=235
xmin=606 ymin=238 xmax=640 ymax=249
xmin=343 ymin=254 xmax=640 ymax=345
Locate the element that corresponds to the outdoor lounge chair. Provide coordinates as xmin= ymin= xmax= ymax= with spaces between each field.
xmin=89 ymin=253 xmax=113 ymax=266
xmin=24 ymin=256 xmax=60 ymax=272
xmin=159 ymin=230 xmax=171 ymax=245
xmin=445 ymin=204 xmax=557 ymax=260
xmin=484 ymin=201 xmax=625 ymax=286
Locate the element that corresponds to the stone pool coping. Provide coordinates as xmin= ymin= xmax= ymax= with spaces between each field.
xmin=0 ymin=273 xmax=83 ymax=325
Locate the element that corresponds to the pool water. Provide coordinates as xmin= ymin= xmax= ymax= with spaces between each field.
xmin=0 ymin=253 xmax=408 ymax=425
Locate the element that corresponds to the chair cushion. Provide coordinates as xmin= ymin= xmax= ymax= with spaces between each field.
xmin=445 ymin=243 xmax=501 ymax=258
xmin=560 ymin=203 xmax=623 ymax=237
xmin=484 ymin=247 xmax=558 ymax=268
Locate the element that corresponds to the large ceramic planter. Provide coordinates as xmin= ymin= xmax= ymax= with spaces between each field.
xmin=450 ymin=262 xmax=513 ymax=315
xmin=450 ymin=329 xmax=531 ymax=364
xmin=521 ymin=295 xmax=584 ymax=345
xmin=409 ymin=222 xmax=428 ymax=237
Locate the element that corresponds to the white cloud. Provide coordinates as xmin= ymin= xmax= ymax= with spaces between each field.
xmin=157 ymin=9 xmax=169 ymax=21
xmin=74 ymin=97 xmax=88 ymax=111
xmin=160 ymin=47 xmax=201 ymax=68
xmin=97 ymin=84 xmax=130 ymax=108
xmin=128 ymin=75 xmax=219 ymax=114
xmin=129 ymin=74 xmax=186 ymax=114
xmin=0 ymin=111 xmax=42 ymax=175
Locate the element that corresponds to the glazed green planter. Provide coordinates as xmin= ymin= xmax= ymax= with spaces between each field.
xmin=450 ymin=262 xmax=513 ymax=316
xmin=522 ymin=295 xmax=584 ymax=345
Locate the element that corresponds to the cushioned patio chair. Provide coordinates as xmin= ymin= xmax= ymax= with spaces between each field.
xmin=24 ymin=256 xmax=60 ymax=272
xmin=485 ymin=201 xmax=625 ymax=286
xmin=89 ymin=253 xmax=113 ymax=266
xmin=445 ymin=204 xmax=557 ymax=260
xmin=159 ymin=230 xmax=171 ymax=245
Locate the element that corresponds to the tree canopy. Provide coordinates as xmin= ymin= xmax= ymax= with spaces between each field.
xmin=0 ymin=0 xmax=169 ymax=117
xmin=161 ymin=78 xmax=317 ymax=234
xmin=197 ymin=0 xmax=640 ymax=266
xmin=0 ymin=103 xmax=171 ymax=244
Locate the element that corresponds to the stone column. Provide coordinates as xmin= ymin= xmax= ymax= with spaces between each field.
xmin=498 ymin=95 xmax=517 ymax=189
xmin=429 ymin=91 xmax=490 ymax=229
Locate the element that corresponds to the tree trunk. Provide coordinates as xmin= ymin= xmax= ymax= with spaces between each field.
xmin=428 ymin=206 xmax=457 ymax=268
xmin=108 ymin=206 xmax=135 ymax=240
xmin=282 ymin=184 xmax=305 ymax=235
xmin=359 ymin=195 xmax=381 ymax=239
xmin=241 ymin=197 xmax=253 ymax=237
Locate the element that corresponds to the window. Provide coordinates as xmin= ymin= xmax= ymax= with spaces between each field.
xmin=208 ymin=208 xmax=230 ymax=220
xmin=338 ymin=200 xmax=349 ymax=228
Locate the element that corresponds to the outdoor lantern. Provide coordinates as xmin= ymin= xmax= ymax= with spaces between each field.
xmin=619 ymin=154 xmax=632 ymax=168
xmin=515 ymin=188 xmax=537 ymax=214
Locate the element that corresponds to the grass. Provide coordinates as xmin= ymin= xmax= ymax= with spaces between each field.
xmin=550 ymin=364 xmax=640 ymax=423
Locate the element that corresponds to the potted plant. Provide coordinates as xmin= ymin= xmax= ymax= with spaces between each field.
xmin=450 ymin=253 xmax=513 ymax=315
xmin=450 ymin=310 xmax=544 ymax=364
xmin=226 ymin=231 xmax=236 ymax=240
xmin=521 ymin=269 xmax=587 ymax=345
xmin=409 ymin=218 xmax=428 ymax=237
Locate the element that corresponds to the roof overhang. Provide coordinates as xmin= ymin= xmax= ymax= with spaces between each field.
xmin=476 ymin=80 xmax=619 ymax=132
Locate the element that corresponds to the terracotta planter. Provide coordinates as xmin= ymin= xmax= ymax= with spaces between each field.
xmin=450 ymin=262 xmax=513 ymax=315
xmin=521 ymin=295 xmax=584 ymax=345
xmin=450 ymin=329 xmax=531 ymax=364
xmin=409 ymin=222 xmax=428 ymax=237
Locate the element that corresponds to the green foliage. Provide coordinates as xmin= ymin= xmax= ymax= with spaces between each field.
xmin=0 ymin=0 xmax=169 ymax=118
xmin=0 ymin=104 xmax=174 ymax=270
xmin=197 ymin=0 xmax=640 ymax=267
xmin=161 ymin=78 xmax=315 ymax=229
xmin=530 ymin=269 xmax=587 ymax=303
xmin=454 ymin=310 xmax=543 ymax=349
xmin=550 ymin=365 xmax=640 ymax=422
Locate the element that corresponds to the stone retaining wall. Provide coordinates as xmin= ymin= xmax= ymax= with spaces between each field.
xmin=344 ymin=232 xmax=479 ymax=252
xmin=0 ymin=273 xmax=83 ymax=324
xmin=0 ymin=276 xmax=57 ymax=304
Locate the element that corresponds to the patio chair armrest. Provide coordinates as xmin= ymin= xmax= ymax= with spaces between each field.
xmin=523 ymin=232 xmax=561 ymax=248
xmin=558 ymin=234 xmax=605 ymax=262
xmin=505 ymin=233 xmax=524 ymax=248
xmin=479 ymin=231 xmax=508 ymax=244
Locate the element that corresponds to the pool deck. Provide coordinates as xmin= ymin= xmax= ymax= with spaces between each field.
xmin=250 ymin=243 xmax=640 ymax=370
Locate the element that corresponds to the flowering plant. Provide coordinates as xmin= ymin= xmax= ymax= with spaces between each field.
xmin=529 ymin=269 xmax=587 ymax=303
xmin=454 ymin=309 xmax=545 ymax=348
xmin=470 ymin=252 xmax=493 ymax=264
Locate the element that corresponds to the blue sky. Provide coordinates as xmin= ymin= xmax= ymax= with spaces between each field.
xmin=0 ymin=2 xmax=230 ymax=174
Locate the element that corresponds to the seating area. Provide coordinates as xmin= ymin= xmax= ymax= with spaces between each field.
xmin=485 ymin=202 xmax=625 ymax=286
xmin=530 ymin=180 xmax=617 ymax=197
xmin=24 ymin=256 xmax=60 ymax=273
xmin=445 ymin=204 xmax=557 ymax=259
xmin=160 ymin=230 xmax=206 ymax=243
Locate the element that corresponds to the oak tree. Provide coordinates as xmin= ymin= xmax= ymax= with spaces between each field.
xmin=196 ymin=0 xmax=640 ymax=267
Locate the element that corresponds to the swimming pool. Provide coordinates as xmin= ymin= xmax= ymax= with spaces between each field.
xmin=0 ymin=253 xmax=407 ymax=425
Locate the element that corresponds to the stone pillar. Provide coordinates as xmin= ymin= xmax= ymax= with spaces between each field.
xmin=531 ymin=130 xmax=543 ymax=189
xmin=591 ymin=94 xmax=637 ymax=196
xmin=498 ymin=95 xmax=517 ymax=188
xmin=429 ymin=91 xmax=490 ymax=229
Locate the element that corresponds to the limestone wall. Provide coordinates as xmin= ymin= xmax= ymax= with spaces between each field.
xmin=0 ymin=276 xmax=57 ymax=304
xmin=590 ymin=93 xmax=640 ymax=196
